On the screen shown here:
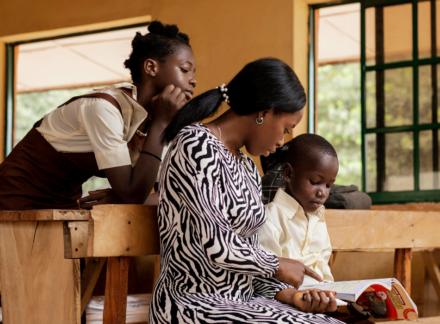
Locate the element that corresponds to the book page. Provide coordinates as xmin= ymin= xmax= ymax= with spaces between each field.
xmin=320 ymin=281 xmax=364 ymax=292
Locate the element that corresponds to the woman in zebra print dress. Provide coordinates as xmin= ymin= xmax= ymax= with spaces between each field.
xmin=150 ymin=59 xmax=344 ymax=324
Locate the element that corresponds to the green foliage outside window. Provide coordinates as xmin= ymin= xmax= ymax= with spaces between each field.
xmin=317 ymin=63 xmax=362 ymax=188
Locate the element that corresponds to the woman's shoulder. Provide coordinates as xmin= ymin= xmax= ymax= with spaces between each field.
xmin=172 ymin=124 xmax=222 ymax=161
xmin=174 ymin=124 xmax=219 ymax=147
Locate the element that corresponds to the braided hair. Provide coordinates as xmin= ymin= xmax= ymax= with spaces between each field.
xmin=124 ymin=21 xmax=191 ymax=82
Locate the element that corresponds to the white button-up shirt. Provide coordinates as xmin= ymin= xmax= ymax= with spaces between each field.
xmin=37 ymin=83 xmax=164 ymax=171
xmin=259 ymin=188 xmax=334 ymax=286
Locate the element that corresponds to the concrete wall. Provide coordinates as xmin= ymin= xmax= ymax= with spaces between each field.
xmin=0 ymin=0 xmax=311 ymax=167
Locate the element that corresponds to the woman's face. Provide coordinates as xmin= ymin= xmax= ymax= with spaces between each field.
xmin=153 ymin=45 xmax=197 ymax=101
xmin=245 ymin=109 xmax=304 ymax=157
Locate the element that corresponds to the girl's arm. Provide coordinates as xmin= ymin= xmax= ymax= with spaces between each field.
xmin=78 ymin=85 xmax=185 ymax=208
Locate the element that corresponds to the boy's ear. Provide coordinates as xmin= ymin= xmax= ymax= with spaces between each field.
xmin=282 ymin=163 xmax=293 ymax=183
xmin=144 ymin=59 xmax=159 ymax=77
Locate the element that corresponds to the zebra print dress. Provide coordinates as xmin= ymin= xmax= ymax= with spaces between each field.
xmin=150 ymin=124 xmax=342 ymax=324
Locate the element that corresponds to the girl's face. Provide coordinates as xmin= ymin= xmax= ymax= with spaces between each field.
xmin=245 ymin=109 xmax=304 ymax=157
xmin=153 ymin=45 xmax=197 ymax=102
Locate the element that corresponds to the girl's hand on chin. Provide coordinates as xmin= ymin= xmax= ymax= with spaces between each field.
xmin=149 ymin=84 xmax=187 ymax=128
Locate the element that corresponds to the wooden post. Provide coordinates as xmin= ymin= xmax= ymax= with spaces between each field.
xmin=81 ymin=257 xmax=107 ymax=314
xmin=393 ymin=248 xmax=412 ymax=296
xmin=103 ymin=256 xmax=130 ymax=324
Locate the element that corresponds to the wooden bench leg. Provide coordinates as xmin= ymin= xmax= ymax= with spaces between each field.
xmin=103 ymin=256 xmax=130 ymax=324
xmin=81 ymin=257 xmax=107 ymax=315
xmin=421 ymin=250 xmax=440 ymax=303
xmin=393 ymin=248 xmax=412 ymax=296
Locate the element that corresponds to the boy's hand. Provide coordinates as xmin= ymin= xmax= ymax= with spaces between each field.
xmin=276 ymin=288 xmax=338 ymax=313
xmin=275 ymin=257 xmax=323 ymax=288
xmin=149 ymin=84 xmax=187 ymax=128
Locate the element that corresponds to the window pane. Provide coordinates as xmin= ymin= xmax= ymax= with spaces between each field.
xmin=419 ymin=0 xmax=432 ymax=59
xmin=419 ymin=64 xmax=440 ymax=124
xmin=317 ymin=64 xmax=361 ymax=188
xmin=420 ymin=129 xmax=440 ymax=190
xmin=366 ymin=67 xmax=413 ymax=128
xmin=418 ymin=0 xmax=440 ymax=59
xmin=366 ymin=132 xmax=414 ymax=192
xmin=366 ymin=4 xmax=413 ymax=66
xmin=316 ymin=4 xmax=362 ymax=189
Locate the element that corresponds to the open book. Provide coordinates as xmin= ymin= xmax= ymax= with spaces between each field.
xmin=299 ymin=278 xmax=418 ymax=320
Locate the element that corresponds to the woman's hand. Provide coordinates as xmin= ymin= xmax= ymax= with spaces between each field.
xmin=149 ymin=84 xmax=188 ymax=128
xmin=78 ymin=189 xmax=120 ymax=209
xmin=275 ymin=288 xmax=338 ymax=313
xmin=275 ymin=257 xmax=323 ymax=289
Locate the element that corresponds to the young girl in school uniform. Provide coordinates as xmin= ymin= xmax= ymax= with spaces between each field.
xmin=0 ymin=21 xmax=197 ymax=211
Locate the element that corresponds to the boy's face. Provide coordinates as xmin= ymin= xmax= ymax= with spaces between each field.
xmin=283 ymin=152 xmax=339 ymax=213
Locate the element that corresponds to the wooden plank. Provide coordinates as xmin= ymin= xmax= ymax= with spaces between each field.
xmin=326 ymin=209 xmax=440 ymax=250
xmin=393 ymin=248 xmax=412 ymax=296
xmin=103 ymin=256 xmax=130 ymax=324
xmin=86 ymin=294 xmax=151 ymax=324
xmin=422 ymin=251 xmax=440 ymax=305
xmin=87 ymin=205 xmax=160 ymax=257
xmin=0 ymin=221 xmax=81 ymax=323
xmin=64 ymin=221 xmax=89 ymax=258
xmin=81 ymin=257 xmax=107 ymax=315
xmin=0 ymin=209 xmax=90 ymax=221
xmin=0 ymin=211 xmax=19 ymax=221
xmin=379 ymin=316 xmax=440 ymax=323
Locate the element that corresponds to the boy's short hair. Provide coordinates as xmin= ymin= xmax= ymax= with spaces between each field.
xmin=286 ymin=134 xmax=337 ymax=168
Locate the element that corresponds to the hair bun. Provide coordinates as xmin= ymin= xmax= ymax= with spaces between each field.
xmin=148 ymin=20 xmax=179 ymax=38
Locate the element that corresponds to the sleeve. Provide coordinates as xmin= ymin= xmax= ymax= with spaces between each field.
xmin=173 ymin=130 xmax=279 ymax=278
xmin=259 ymin=209 xmax=283 ymax=257
xmin=321 ymin=220 xmax=335 ymax=283
xmin=79 ymin=98 xmax=131 ymax=170
xmin=253 ymin=276 xmax=294 ymax=300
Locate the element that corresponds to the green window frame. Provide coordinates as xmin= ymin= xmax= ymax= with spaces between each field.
xmin=309 ymin=0 xmax=440 ymax=205
xmin=3 ymin=22 xmax=149 ymax=157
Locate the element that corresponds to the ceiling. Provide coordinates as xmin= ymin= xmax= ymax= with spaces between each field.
xmin=16 ymin=26 xmax=149 ymax=93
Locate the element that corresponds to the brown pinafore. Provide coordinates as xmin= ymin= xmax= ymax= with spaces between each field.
xmin=0 ymin=90 xmax=137 ymax=210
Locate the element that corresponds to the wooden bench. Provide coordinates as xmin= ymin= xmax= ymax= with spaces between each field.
xmin=1 ymin=207 xmax=440 ymax=323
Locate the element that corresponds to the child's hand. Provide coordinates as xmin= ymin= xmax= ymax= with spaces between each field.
xmin=293 ymin=289 xmax=338 ymax=313
xmin=276 ymin=288 xmax=338 ymax=314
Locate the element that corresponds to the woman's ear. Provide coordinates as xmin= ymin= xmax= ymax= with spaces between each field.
xmin=282 ymin=163 xmax=293 ymax=183
xmin=144 ymin=59 xmax=159 ymax=77
xmin=260 ymin=109 xmax=275 ymax=119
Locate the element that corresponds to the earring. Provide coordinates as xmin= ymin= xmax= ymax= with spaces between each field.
xmin=256 ymin=117 xmax=264 ymax=124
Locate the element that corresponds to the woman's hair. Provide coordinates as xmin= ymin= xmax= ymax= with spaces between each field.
xmin=124 ymin=21 xmax=191 ymax=82
xmin=161 ymin=58 xmax=306 ymax=144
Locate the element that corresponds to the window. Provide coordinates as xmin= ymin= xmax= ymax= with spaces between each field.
xmin=5 ymin=24 xmax=148 ymax=193
xmin=309 ymin=0 xmax=440 ymax=204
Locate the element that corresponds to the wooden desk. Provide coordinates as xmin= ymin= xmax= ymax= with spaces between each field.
xmin=0 ymin=205 xmax=158 ymax=324
xmin=1 ymin=207 xmax=440 ymax=323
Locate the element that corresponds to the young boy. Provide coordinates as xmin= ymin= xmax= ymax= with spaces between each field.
xmin=259 ymin=133 xmax=339 ymax=286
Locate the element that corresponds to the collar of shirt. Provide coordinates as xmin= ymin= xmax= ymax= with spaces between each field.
xmin=94 ymin=83 xmax=148 ymax=143
xmin=272 ymin=188 xmax=325 ymax=222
